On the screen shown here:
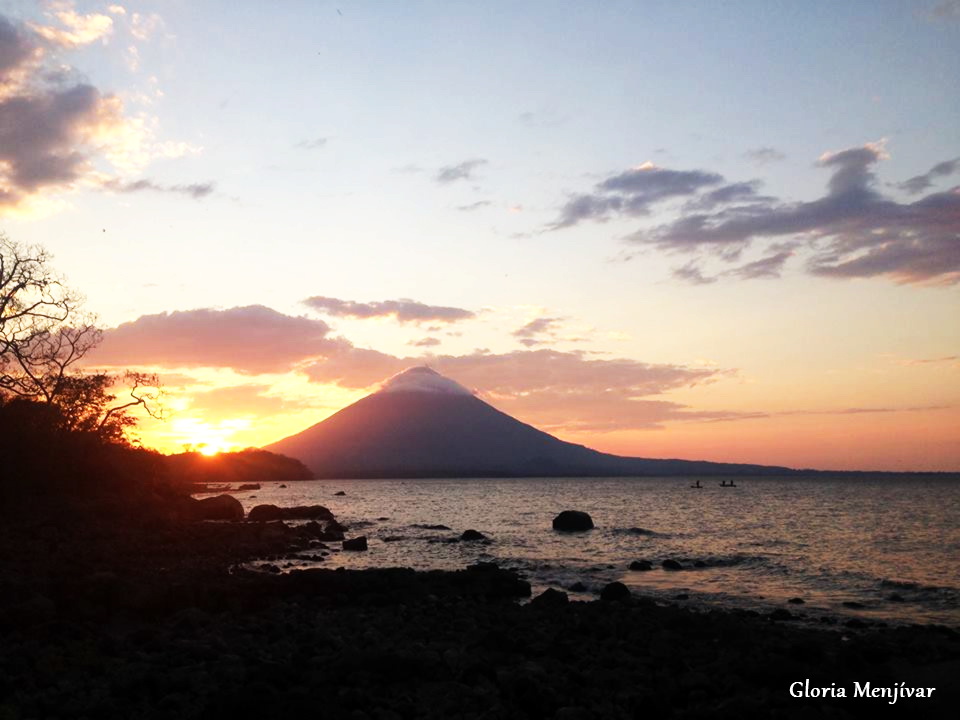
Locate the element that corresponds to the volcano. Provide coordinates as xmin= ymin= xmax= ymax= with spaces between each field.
xmin=266 ymin=367 xmax=796 ymax=478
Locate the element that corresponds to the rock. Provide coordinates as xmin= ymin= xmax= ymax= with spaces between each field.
xmin=842 ymin=600 xmax=866 ymax=609
xmin=552 ymin=510 xmax=594 ymax=532
xmin=531 ymin=588 xmax=569 ymax=608
xmin=460 ymin=529 xmax=486 ymax=541
xmin=411 ymin=523 xmax=451 ymax=530
xmin=693 ymin=560 xmax=707 ymax=568
xmin=303 ymin=520 xmax=345 ymax=542
xmin=675 ymin=593 xmax=689 ymax=600
xmin=248 ymin=504 xmax=283 ymax=522
xmin=569 ymin=581 xmax=587 ymax=592
xmin=628 ymin=527 xmax=655 ymax=535
xmin=334 ymin=491 xmax=346 ymax=496
xmin=769 ymin=608 xmax=794 ymax=621
xmin=237 ymin=483 xmax=261 ymax=491
xmin=888 ymin=593 xmax=906 ymax=602
xmin=342 ymin=536 xmax=368 ymax=551
xmin=788 ymin=597 xmax=805 ymax=605
xmin=281 ymin=505 xmax=335 ymax=520
xmin=629 ymin=560 xmax=653 ymax=571
xmin=600 ymin=582 xmax=631 ymax=603
xmin=192 ymin=494 xmax=244 ymax=521
xmin=661 ymin=559 xmax=683 ymax=571
xmin=279 ymin=484 xmax=287 ymax=488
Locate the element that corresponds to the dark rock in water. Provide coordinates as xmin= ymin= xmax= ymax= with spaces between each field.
xmin=334 ymin=490 xmax=346 ymax=496
xmin=769 ymin=609 xmax=794 ymax=621
xmin=412 ymin=523 xmax=451 ymax=530
xmin=279 ymin=483 xmax=287 ymax=488
xmin=342 ymin=536 xmax=368 ymax=551
xmin=237 ymin=483 xmax=261 ymax=491
xmin=693 ymin=560 xmax=707 ymax=568
xmin=662 ymin=559 xmax=683 ymax=571
xmin=629 ymin=560 xmax=653 ymax=571
xmin=552 ymin=510 xmax=594 ymax=532
xmin=600 ymin=582 xmax=631 ymax=603
xmin=569 ymin=581 xmax=588 ymax=592
xmin=192 ymin=494 xmax=244 ymax=521
xmin=842 ymin=600 xmax=866 ymax=609
xmin=460 ymin=529 xmax=486 ymax=541
xmin=531 ymin=588 xmax=569 ymax=608
xmin=303 ymin=520 xmax=344 ymax=542
xmin=381 ymin=536 xmax=405 ymax=542
xmin=788 ymin=597 xmax=805 ymax=605
xmin=675 ymin=593 xmax=689 ymax=600
xmin=377 ymin=516 xmax=389 ymax=521
xmin=888 ymin=593 xmax=906 ymax=603
xmin=248 ymin=504 xmax=283 ymax=522
xmin=281 ymin=505 xmax=335 ymax=520
xmin=628 ymin=527 xmax=655 ymax=535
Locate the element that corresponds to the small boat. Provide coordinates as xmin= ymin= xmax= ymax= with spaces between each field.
xmin=719 ymin=480 xmax=738 ymax=488
xmin=690 ymin=480 xmax=703 ymax=489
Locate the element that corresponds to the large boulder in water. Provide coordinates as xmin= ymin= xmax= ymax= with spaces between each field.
xmin=192 ymin=494 xmax=243 ymax=521
xmin=552 ymin=510 xmax=594 ymax=532
xmin=342 ymin=536 xmax=368 ymax=551
xmin=248 ymin=504 xmax=283 ymax=522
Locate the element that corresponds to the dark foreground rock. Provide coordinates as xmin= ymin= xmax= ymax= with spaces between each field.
xmin=552 ymin=510 xmax=594 ymax=531
xmin=191 ymin=493 xmax=244 ymax=520
xmin=1 ymin=516 xmax=957 ymax=720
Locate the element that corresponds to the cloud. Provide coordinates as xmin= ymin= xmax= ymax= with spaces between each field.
xmin=723 ymin=249 xmax=794 ymax=280
xmin=90 ymin=306 xmax=341 ymax=374
xmin=102 ymin=178 xmax=214 ymax=198
xmin=457 ymin=200 xmax=492 ymax=212
xmin=898 ymin=158 xmax=959 ymax=195
xmin=513 ymin=317 xmax=563 ymax=347
xmin=672 ymin=261 xmax=716 ymax=285
xmin=295 ymin=137 xmax=327 ymax=150
xmin=130 ymin=12 xmax=164 ymax=41
xmin=409 ymin=337 xmax=441 ymax=347
xmin=435 ymin=158 xmax=487 ymax=184
xmin=0 ymin=11 xmax=203 ymax=215
xmin=303 ymin=296 xmax=475 ymax=324
xmin=550 ymin=164 xmax=724 ymax=229
xmin=744 ymin=146 xmax=786 ymax=165
xmin=930 ymin=1 xmax=960 ymax=21
xmin=28 ymin=5 xmax=113 ymax=48
xmin=617 ymin=142 xmax=960 ymax=285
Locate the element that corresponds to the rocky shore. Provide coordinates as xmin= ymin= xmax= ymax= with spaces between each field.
xmin=1 ymin=503 xmax=957 ymax=719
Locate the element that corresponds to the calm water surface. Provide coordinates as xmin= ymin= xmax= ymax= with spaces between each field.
xmin=222 ymin=476 xmax=960 ymax=626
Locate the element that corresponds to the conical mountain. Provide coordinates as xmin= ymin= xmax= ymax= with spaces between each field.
xmin=266 ymin=367 xmax=796 ymax=478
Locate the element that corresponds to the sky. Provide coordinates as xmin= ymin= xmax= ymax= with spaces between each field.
xmin=1 ymin=0 xmax=958 ymax=470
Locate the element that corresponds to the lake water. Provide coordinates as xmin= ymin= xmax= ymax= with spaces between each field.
xmin=223 ymin=475 xmax=960 ymax=626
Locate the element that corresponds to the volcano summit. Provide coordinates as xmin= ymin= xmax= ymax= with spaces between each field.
xmin=266 ymin=367 xmax=795 ymax=478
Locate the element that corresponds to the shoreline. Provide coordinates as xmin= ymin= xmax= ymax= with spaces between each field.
xmin=2 ymin=511 xmax=958 ymax=718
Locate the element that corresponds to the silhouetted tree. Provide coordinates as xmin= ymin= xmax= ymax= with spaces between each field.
xmin=0 ymin=233 xmax=164 ymax=441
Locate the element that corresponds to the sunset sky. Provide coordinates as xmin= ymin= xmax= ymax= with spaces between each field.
xmin=2 ymin=0 xmax=959 ymax=470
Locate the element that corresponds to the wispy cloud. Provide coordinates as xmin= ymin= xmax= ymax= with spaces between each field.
xmin=436 ymin=158 xmax=487 ymax=184
xmin=102 ymin=178 xmax=214 ymax=199
xmin=897 ymin=158 xmax=959 ymax=195
xmin=295 ymin=137 xmax=327 ymax=150
xmin=303 ymin=296 xmax=476 ymax=324
xmin=744 ymin=146 xmax=786 ymax=165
